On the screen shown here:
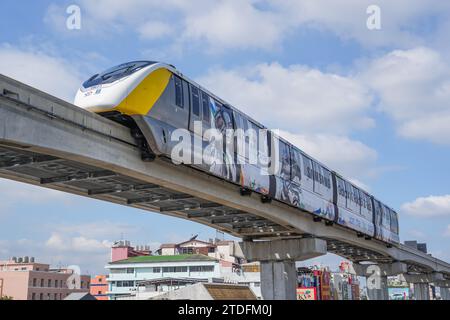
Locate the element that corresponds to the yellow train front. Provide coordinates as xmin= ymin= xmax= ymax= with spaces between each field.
xmin=75 ymin=60 xmax=201 ymax=161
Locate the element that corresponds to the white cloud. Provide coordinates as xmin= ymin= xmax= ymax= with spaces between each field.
xmin=401 ymin=195 xmax=450 ymax=217
xmin=182 ymin=1 xmax=285 ymax=51
xmin=53 ymin=221 xmax=140 ymax=239
xmin=197 ymin=62 xmax=374 ymax=135
xmin=45 ymin=1 xmax=450 ymax=51
xmin=0 ymin=44 xmax=83 ymax=102
xmin=276 ymin=0 xmax=450 ymax=47
xmin=0 ymin=179 xmax=74 ymax=211
xmin=138 ymin=21 xmax=174 ymax=40
xmin=362 ymin=47 xmax=450 ymax=144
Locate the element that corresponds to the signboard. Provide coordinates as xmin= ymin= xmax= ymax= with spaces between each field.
xmin=297 ymin=287 xmax=317 ymax=300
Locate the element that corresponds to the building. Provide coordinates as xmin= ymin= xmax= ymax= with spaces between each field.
xmin=0 ymin=257 xmax=90 ymax=300
xmin=106 ymin=237 xmax=261 ymax=300
xmin=106 ymin=254 xmax=221 ymax=300
xmin=90 ymin=275 xmax=109 ymax=300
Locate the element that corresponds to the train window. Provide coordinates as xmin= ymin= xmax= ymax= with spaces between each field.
xmin=322 ymin=167 xmax=331 ymax=189
xmin=83 ymin=61 xmax=155 ymax=88
xmin=277 ymin=140 xmax=291 ymax=178
xmin=290 ymin=148 xmax=302 ymax=183
xmin=201 ymin=91 xmax=210 ymax=124
xmin=337 ymin=177 xmax=346 ymax=198
xmin=191 ymin=86 xmax=200 ymax=116
xmin=374 ymin=200 xmax=383 ymax=225
xmin=302 ymin=155 xmax=313 ymax=180
xmin=174 ymin=76 xmax=184 ymax=108
xmin=382 ymin=205 xmax=391 ymax=227
xmin=353 ymin=186 xmax=361 ymax=206
xmin=390 ymin=210 xmax=399 ymax=233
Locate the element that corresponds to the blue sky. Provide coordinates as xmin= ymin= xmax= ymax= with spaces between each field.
xmin=0 ymin=0 xmax=450 ymax=275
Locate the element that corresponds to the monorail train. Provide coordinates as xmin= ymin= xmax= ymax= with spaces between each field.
xmin=74 ymin=61 xmax=400 ymax=246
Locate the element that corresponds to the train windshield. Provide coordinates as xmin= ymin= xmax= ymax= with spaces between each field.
xmin=82 ymin=61 xmax=156 ymax=88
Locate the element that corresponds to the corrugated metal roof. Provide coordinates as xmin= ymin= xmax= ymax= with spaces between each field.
xmin=204 ymin=284 xmax=257 ymax=300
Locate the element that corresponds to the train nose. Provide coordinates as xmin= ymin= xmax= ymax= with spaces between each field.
xmin=74 ymin=87 xmax=120 ymax=112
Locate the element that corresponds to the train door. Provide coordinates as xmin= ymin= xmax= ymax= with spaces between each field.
xmin=373 ymin=199 xmax=383 ymax=240
xmin=272 ymin=137 xmax=291 ymax=203
xmin=168 ymin=74 xmax=190 ymax=129
xmin=221 ymin=105 xmax=237 ymax=182
xmin=289 ymin=148 xmax=303 ymax=208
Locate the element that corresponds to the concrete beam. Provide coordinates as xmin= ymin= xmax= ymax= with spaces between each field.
xmin=353 ymin=262 xmax=407 ymax=277
xmin=236 ymin=238 xmax=327 ymax=262
xmin=403 ymin=273 xmax=444 ymax=284
xmin=434 ymin=280 xmax=450 ymax=288
xmin=352 ymin=262 xmax=407 ymax=300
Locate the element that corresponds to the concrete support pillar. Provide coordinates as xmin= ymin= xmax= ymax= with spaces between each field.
xmin=233 ymin=238 xmax=327 ymax=300
xmin=260 ymin=260 xmax=297 ymax=300
xmin=413 ymin=283 xmax=430 ymax=300
xmin=440 ymin=287 xmax=450 ymax=300
xmin=353 ymin=262 xmax=407 ymax=301
xmin=367 ymin=274 xmax=389 ymax=301
xmin=403 ymin=273 xmax=443 ymax=300
xmin=434 ymin=280 xmax=450 ymax=300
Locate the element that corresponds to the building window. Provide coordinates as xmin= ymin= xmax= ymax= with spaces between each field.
xmin=40 ymin=279 xmax=44 ymax=287
xmin=190 ymin=266 xmax=214 ymax=272
xmin=98 ymin=291 xmax=102 ymax=295
xmin=31 ymin=293 xmax=36 ymax=300
xmin=208 ymin=247 xmax=215 ymax=253
xmin=153 ymin=267 xmax=161 ymax=273
xmin=98 ymin=278 xmax=102 ymax=283
xmin=39 ymin=293 xmax=43 ymax=300
xmin=48 ymin=279 xmax=52 ymax=287
xmin=126 ymin=268 xmax=135 ymax=274
xmin=32 ymin=278 xmax=37 ymax=287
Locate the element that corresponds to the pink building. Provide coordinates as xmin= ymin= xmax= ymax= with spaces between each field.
xmin=0 ymin=257 xmax=90 ymax=300
xmin=111 ymin=240 xmax=152 ymax=263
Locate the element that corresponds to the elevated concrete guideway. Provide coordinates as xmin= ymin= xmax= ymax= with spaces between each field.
xmin=1 ymin=74 xmax=450 ymax=299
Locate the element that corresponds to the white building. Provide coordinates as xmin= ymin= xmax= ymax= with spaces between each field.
xmin=106 ymin=254 xmax=221 ymax=300
xmin=106 ymin=238 xmax=262 ymax=300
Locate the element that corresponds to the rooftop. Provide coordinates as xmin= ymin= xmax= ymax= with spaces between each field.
xmin=109 ymin=254 xmax=218 ymax=265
